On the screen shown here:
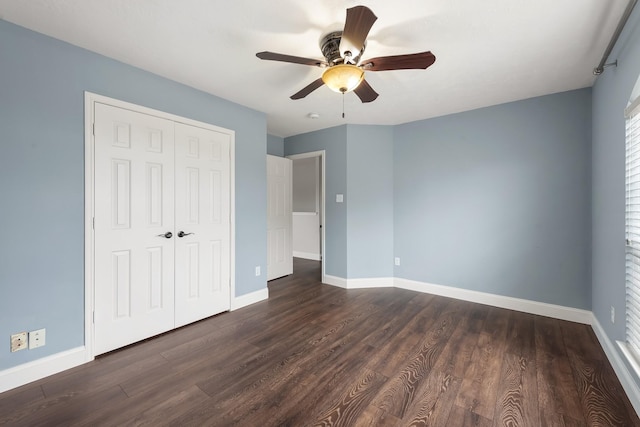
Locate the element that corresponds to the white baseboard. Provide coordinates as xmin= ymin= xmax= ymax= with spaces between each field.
xmin=591 ymin=316 xmax=640 ymax=417
xmin=394 ymin=277 xmax=592 ymax=324
xmin=230 ymin=287 xmax=269 ymax=311
xmin=324 ymin=275 xmax=395 ymax=289
xmin=0 ymin=346 xmax=89 ymax=394
xmin=323 ymin=274 xmax=348 ymax=288
xmin=322 ymin=275 xmax=590 ymax=324
xmin=293 ymin=251 xmax=321 ymax=261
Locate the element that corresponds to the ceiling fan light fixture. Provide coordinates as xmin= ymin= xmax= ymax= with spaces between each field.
xmin=322 ymin=64 xmax=364 ymax=94
xmin=256 ymin=6 xmax=435 ymax=103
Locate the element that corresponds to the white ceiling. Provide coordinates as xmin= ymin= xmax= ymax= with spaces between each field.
xmin=0 ymin=0 xmax=629 ymax=137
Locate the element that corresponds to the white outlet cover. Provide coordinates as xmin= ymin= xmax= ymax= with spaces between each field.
xmin=10 ymin=332 xmax=27 ymax=352
xmin=28 ymin=328 xmax=45 ymax=349
xmin=255 ymin=266 xmax=261 ymax=276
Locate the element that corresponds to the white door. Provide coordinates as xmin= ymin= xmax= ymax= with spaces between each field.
xmin=267 ymin=155 xmax=293 ymax=280
xmin=174 ymin=123 xmax=231 ymax=327
xmin=94 ymin=103 xmax=176 ymax=355
xmin=93 ymin=101 xmax=233 ymax=355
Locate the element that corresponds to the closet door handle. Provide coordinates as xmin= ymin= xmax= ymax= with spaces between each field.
xmin=178 ymin=231 xmax=194 ymax=238
xmin=157 ymin=232 xmax=173 ymax=239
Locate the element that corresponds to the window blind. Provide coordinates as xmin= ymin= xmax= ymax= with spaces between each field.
xmin=626 ymin=100 xmax=640 ymax=358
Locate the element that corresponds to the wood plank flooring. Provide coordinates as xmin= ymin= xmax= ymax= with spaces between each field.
xmin=1 ymin=258 xmax=638 ymax=426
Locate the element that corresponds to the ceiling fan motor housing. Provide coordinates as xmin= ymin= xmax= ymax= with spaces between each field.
xmin=320 ymin=31 xmax=365 ymax=65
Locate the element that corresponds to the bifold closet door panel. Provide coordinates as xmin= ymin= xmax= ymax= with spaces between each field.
xmin=93 ymin=102 xmax=176 ymax=355
xmin=174 ymin=122 xmax=231 ymax=327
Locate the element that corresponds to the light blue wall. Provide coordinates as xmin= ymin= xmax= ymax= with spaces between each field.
xmin=592 ymin=5 xmax=640 ymax=386
xmin=284 ymin=124 xmax=394 ymax=279
xmin=346 ymin=125 xmax=394 ymax=278
xmin=267 ymin=134 xmax=284 ymax=156
xmin=284 ymin=126 xmax=348 ymax=278
xmin=0 ymin=20 xmax=267 ymax=370
xmin=394 ymin=89 xmax=592 ymax=309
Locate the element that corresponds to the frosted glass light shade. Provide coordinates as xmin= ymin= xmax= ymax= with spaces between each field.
xmin=321 ymin=64 xmax=364 ymax=93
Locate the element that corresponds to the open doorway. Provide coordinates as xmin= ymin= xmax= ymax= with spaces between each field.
xmin=287 ymin=151 xmax=326 ymax=282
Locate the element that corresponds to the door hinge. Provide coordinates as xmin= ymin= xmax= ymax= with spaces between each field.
xmin=92 ymin=311 xmax=95 ymax=324
xmin=92 ymin=217 xmax=95 ymax=230
xmin=92 ymin=123 xmax=95 ymax=136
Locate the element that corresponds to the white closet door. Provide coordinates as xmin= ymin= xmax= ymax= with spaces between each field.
xmin=93 ymin=103 xmax=176 ymax=355
xmin=174 ymin=123 xmax=231 ymax=327
xmin=267 ymin=155 xmax=293 ymax=280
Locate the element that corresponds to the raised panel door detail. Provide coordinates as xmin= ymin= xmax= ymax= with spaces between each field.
xmin=211 ymin=240 xmax=221 ymax=292
xmin=94 ymin=102 xmax=176 ymax=355
xmin=112 ymin=159 xmax=131 ymax=229
xmin=186 ymin=242 xmax=200 ymax=299
xmin=114 ymin=122 xmax=131 ymax=148
xmin=276 ymin=179 xmax=286 ymax=217
xmin=174 ymin=122 xmax=231 ymax=327
xmin=210 ymin=137 xmax=222 ymax=161
xmin=188 ymin=137 xmax=199 ymax=158
xmin=146 ymin=163 xmax=163 ymax=227
xmin=274 ymin=161 xmax=286 ymax=177
xmin=267 ymin=155 xmax=293 ymax=281
xmin=186 ymin=167 xmax=200 ymax=224
xmin=147 ymin=129 xmax=163 ymax=153
xmin=209 ymin=170 xmax=221 ymax=224
xmin=147 ymin=247 xmax=163 ymax=310
xmin=112 ymin=250 xmax=131 ymax=318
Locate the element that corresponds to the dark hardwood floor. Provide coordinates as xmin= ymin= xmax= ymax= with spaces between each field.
xmin=1 ymin=258 xmax=639 ymax=426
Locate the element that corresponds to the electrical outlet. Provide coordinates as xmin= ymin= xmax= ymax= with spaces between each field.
xmin=29 ymin=329 xmax=46 ymax=349
xmin=10 ymin=332 xmax=28 ymax=352
xmin=611 ymin=306 xmax=616 ymax=324
xmin=255 ymin=266 xmax=261 ymax=276
xmin=394 ymin=257 xmax=400 ymax=266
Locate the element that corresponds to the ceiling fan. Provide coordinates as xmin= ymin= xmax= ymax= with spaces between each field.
xmin=256 ymin=5 xmax=436 ymax=103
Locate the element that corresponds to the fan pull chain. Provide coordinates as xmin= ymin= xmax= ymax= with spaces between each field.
xmin=342 ymin=92 xmax=345 ymax=119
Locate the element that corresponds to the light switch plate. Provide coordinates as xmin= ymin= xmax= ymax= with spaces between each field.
xmin=336 ymin=194 xmax=344 ymax=203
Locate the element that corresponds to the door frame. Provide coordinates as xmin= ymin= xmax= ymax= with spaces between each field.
xmin=83 ymin=91 xmax=236 ymax=360
xmin=286 ymin=150 xmax=326 ymax=284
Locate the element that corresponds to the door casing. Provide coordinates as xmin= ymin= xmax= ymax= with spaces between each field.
xmin=287 ymin=150 xmax=326 ymax=283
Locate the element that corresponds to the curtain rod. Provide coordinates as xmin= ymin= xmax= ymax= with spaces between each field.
xmin=594 ymin=0 xmax=638 ymax=75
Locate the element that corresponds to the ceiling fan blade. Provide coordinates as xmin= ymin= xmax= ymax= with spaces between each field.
xmin=290 ymin=78 xmax=325 ymax=100
xmin=339 ymin=6 xmax=377 ymax=60
xmin=361 ymin=51 xmax=436 ymax=71
xmin=354 ymin=79 xmax=378 ymax=103
xmin=256 ymin=51 xmax=327 ymax=67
